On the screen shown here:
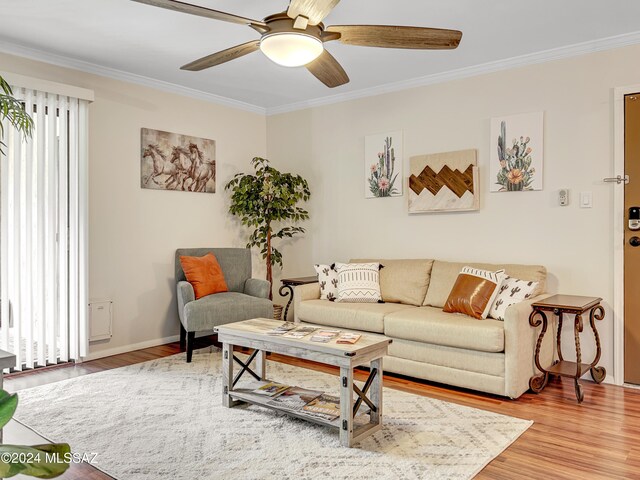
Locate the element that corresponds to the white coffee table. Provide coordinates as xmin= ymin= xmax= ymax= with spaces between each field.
xmin=215 ymin=318 xmax=391 ymax=447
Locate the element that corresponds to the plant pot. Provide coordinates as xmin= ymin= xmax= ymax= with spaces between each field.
xmin=273 ymin=304 xmax=284 ymax=320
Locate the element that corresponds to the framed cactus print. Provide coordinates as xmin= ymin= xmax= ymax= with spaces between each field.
xmin=490 ymin=112 xmax=544 ymax=192
xmin=365 ymin=131 xmax=403 ymax=198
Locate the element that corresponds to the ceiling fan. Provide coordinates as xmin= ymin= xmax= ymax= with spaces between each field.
xmin=132 ymin=0 xmax=463 ymax=88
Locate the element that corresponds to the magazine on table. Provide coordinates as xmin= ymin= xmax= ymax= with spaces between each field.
xmin=310 ymin=329 xmax=341 ymax=343
xmin=266 ymin=322 xmax=297 ymax=336
xmin=336 ymin=333 xmax=361 ymax=344
xmin=252 ymin=382 xmax=290 ymax=397
xmin=283 ymin=326 xmax=318 ymax=339
xmin=302 ymin=394 xmax=341 ymax=420
xmin=266 ymin=387 xmax=323 ymax=411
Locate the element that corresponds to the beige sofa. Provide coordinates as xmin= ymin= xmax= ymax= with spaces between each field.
xmin=294 ymin=259 xmax=554 ymax=399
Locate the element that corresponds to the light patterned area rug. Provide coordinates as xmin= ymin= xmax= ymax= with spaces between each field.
xmin=14 ymin=348 xmax=532 ymax=479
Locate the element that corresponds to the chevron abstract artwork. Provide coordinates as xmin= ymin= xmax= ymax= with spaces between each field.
xmin=409 ymin=149 xmax=479 ymax=213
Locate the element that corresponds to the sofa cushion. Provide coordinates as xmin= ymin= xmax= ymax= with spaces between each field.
xmin=351 ymin=258 xmax=434 ymax=306
xmin=297 ymin=300 xmax=415 ymax=333
xmin=388 ymin=338 xmax=505 ymax=377
xmin=424 ymin=260 xmax=546 ymax=308
xmin=384 ymin=306 xmax=505 ymax=353
xmin=179 ymin=253 xmax=228 ymax=299
xmin=183 ymin=292 xmax=273 ymax=332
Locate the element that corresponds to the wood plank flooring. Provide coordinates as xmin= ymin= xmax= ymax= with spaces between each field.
xmin=4 ymin=336 xmax=640 ymax=480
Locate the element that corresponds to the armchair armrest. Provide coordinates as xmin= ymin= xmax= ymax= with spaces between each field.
xmin=244 ymin=278 xmax=271 ymax=299
xmin=503 ymin=293 xmax=554 ymax=399
xmin=293 ymin=282 xmax=320 ymax=323
xmin=177 ymin=281 xmax=195 ymax=324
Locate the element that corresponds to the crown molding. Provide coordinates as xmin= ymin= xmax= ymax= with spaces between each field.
xmin=2 ymin=29 xmax=640 ymax=118
xmin=265 ymin=30 xmax=640 ymax=116
xmin=0 ymin=40 xmax=267 ymax=115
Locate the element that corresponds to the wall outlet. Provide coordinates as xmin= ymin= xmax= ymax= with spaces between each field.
xmin=559 ymin=189 xmax=569 ymax=206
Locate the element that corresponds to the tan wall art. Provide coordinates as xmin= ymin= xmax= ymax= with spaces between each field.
xmin=141 ymin=128 xmax=216 ymax=194
xmin=408 ymin=149 xmax=479 ymax=213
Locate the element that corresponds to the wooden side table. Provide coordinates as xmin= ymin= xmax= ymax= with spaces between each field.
xmin=279 ymin=276 xmax=318 ymax=322
xmin=529 ymin=294 xmax=606 ymax=403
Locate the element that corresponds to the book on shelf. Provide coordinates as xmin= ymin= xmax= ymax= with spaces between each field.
xmin=266 ymin=387 xmax=323 ymax=411
xmin=266 ymin=322 xmax=297 ymax=336
xmin=302 ymin=394 xmax=341 ymax=420
xmin=310 ymin=329 xmax=341 ymax=343
xmin=283 ymin=326 xmax=317 ymax=339
xmin=336 ymin=333 xmax=361 ymax=344
xmin=252 ymin=382 xmax=290 ymax=397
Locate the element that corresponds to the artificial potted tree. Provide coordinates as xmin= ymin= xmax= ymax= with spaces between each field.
xmin=0 ymin=75 xmax=34 ymax=155
xmin=225 ymin=157 xmax=310 ymax=317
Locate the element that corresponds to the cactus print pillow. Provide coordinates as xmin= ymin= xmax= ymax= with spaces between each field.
xmin=314 ymin=264 xmax=338 ymax=301
xmin=489 ymin=276 xmax=538 ymax=321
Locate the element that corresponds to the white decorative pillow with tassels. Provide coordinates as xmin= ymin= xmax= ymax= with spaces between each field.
xmin=334 ymin=262 xmax=383 ymax=303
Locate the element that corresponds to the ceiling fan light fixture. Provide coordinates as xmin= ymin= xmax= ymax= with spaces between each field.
xmin=260 ymin=32 xmax=323 ymax=67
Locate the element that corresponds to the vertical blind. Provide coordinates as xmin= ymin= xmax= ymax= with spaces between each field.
xmin=0 ymin=85 xmax=88 ymax=370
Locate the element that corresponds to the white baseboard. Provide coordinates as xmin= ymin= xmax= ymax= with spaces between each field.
xmin=81 ymin=335 xmax=180 ymax=362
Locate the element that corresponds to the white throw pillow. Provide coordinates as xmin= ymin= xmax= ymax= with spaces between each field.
xmin=314 ymin=264 xmax=338 ymax=301
xmin=334 ymin=263 xmax=383 ymax=303
xmin=489 ymin=276 xmax=539 ymax=321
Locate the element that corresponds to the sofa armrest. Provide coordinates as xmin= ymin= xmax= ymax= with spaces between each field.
xmin=293 ymin=282 xmax=320 ymax=323
xmin=503 ymin=294 xmax=554 ymax=399
xmin=244 ymin=278 xmax=271 ymax=299
xmin=177 ymin=281 xmax=195 ymax=324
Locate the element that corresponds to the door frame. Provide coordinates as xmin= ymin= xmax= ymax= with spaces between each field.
xmin=613 ymin=84 xmax=640 ymax=386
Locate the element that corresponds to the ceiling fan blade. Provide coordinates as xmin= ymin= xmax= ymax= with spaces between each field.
xmin=181 ymin=41 xmax=260 ymax=71
xmin=131 ymin=0 xmax=266 ymax=27
xmin=306 ymin=50 xmax=349 ymax=88
xmin=326 ymin=25 xmax=462 ymax=49
xmin=287 ymin=0 xmax=340 ymax=26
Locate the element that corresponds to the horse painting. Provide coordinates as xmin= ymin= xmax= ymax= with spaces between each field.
xmin=140 ymin=128 xmax=216 ymax=194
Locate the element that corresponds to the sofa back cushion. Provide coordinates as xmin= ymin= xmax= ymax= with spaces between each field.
xmin=351 ymin=259 xmax=435 ymax=306
xmin=424 ymin=260 xmax=546 ymax=308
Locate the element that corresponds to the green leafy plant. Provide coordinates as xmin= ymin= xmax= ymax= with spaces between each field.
xmin=0 ymin=389 xmax=70 ymax=478
xmin=0 ymin=75 xmax=35 ymax=156
xmin=225 ymin=157 xmax=310 ymax=299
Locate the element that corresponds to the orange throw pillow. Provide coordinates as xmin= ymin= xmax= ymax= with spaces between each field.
xmin=180 ymin=253 xmax=228 ymax=299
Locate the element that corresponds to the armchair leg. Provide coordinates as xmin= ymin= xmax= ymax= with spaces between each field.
xmin=186 ymin=332 xmax=195 ymax=363
xmin=179 ymin=323 xmax=187 ymax=350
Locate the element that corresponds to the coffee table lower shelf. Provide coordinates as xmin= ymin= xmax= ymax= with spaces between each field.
xmin=230 ymin=388 xmax=381 ymax=443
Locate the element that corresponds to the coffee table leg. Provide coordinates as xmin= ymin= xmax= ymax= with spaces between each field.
xmin=222 ymin=342 xmax=236 ymax=408
xmin=369 ymin=358 xmax=383 ymax=425
xmin=255 ymin=349 xmax=266 ymax=380
xmin=340 ymin=366 xmax=354 ymax=447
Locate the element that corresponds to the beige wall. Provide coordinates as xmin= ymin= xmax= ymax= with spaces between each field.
xmin=268 ymin=44 xmax=640 ymax=380
xmin=0 ymin=52 xmax=267 ymax=358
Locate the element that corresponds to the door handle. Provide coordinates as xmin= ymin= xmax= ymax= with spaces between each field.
xmin=631 ymin=237 xmax=640 ymax=247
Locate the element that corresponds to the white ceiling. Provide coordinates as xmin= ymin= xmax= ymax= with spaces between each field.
xmin=2 ymin=0 xmax=640 ymax=112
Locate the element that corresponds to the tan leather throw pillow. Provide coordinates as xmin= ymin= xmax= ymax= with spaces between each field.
xmin=443 ymin=266 xmax=506 ymax=319
xmin=180 ymin=253 xmax=228 ymax=299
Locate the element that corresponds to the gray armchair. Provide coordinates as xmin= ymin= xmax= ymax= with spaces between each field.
xmin=175 ymin=248 xmax=273 ymax=362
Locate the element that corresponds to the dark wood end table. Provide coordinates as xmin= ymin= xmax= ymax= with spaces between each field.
xmin=529 ymin=294 xmax=606 ymax=403
xmin=279 ymin=275 xmax=318 ymax=322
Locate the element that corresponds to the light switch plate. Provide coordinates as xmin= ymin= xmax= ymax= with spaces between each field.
xmin=580 ymin=191 xmax=593 ymax=208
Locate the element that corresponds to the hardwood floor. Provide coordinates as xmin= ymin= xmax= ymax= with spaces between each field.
xmin=4 ymin=336 xmax=640 ymax=480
